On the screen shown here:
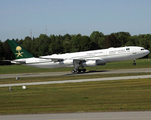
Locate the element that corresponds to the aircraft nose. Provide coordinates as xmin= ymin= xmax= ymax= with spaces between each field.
xmin=145 ymin=49 xmax=150 ymax=55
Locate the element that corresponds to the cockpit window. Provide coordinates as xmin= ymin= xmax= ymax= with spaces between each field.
xmin=141 ymin=49 xmax=145 ymax=50
xmin=126 ymin=48 xmax=130 ymax=50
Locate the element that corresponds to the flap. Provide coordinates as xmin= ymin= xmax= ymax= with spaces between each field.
xmin=50 ymin=58 xmax=64 ymax=62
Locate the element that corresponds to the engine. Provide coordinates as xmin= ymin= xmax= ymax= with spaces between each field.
xmin=82 ymin=60 xmax=96 ymax=67
xmin=82 ymin=60 xmax=106 ymax=67
xmin=96 ymin=60 xmax=106 ymax=66
xmin=59 ymin=60 xmax=73 ymax=65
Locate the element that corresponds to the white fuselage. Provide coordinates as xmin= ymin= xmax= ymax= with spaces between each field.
xmin=12 ymin=46 xmax=150 ymax=68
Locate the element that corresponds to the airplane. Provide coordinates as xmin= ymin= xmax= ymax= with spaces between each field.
xmin=7 ymin=40 xmax=150 ymax=73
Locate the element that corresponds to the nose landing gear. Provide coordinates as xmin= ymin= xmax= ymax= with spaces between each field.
xmin=133 ymin=59 xmax=136 ymax=66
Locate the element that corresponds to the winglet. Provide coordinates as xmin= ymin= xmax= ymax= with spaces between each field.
xmin=7 ymin=40 xmax=34 ymax=59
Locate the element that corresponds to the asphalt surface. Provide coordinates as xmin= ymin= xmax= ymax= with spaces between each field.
xmin=1 ymin=111 xmax=151 ymax=120
xmin=0 ymin=68 xmax=151 ymax=79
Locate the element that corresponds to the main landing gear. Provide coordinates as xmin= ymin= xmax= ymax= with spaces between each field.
xmin=71 ymin=68 xmax=86 ymax=74
xmin=133 ymin=59 xmax=136 ymax=66
xmin=71 ymin=61 xmax=86 ymax=74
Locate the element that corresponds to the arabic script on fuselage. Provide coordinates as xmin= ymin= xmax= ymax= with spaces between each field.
xmin=109 ymin=49 xmax=126 ymax=54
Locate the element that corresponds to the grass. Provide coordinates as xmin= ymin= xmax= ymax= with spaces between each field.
xmin=0 ymin=59 xmax=151 ymax=114
xmin=0 ymin=78 xmax=151 ymax=114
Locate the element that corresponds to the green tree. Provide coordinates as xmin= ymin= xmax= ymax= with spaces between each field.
xmin=125 ymin=36 xmax=136 ymax=46
xmin=0 ymin=40 xmax=4 ymax=61
xmin=103 ymin=34 xmax=118 ymax=48
xmin=79 ymin=36 xmax=95 ymax=51
xmin=90 ymin=31 xmax=104 ymax=43
xmin=63 ymin=34 xmax=71 ymax=53
xmin=90 ymin=31 xmax=104 ymax=49
xmin=139 ymin=34 xmax=149 ymax=49
xmin=71 ymin=34 xmax=82 ymax=52
xmin=38 ymin=34 xmax=51 ymax=56
xmin=21 ymin=36 xmax=32 ymax=54
xmin=49 ymin=35 xmax=63 ymax=54
xmin=3 ymin=40 xmax=15 ymax=61
xmin=98 ymin=37 xmax=105 ymax=49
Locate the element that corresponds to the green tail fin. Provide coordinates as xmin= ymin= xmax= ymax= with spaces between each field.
xmin=7 ymin=40 xmax=34 ymax=59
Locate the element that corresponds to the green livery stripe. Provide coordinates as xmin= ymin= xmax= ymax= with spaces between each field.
xmin=7 ymin=40 xmax=34 ymax=59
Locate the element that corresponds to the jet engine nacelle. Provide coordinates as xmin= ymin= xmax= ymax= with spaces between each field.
xmin=59 ymin=60 xmax=73 ymax=65
xmin=96 ymin=60 xmax=106 ymax=66
xmin=82 ymin=60 xmax=96 ymax=67
xmin=82 ymin=60 xmax=106 ymax=67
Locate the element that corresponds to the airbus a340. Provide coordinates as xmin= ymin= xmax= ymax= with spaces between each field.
xmin=7 ymin=40 xmax=150 ymax=73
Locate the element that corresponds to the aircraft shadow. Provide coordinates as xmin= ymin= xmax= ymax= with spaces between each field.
xmin=65 ymin=70 xmax=110 ymax=76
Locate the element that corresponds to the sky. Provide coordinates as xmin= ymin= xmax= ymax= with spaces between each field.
xmin=0 ymin=0 xmax=151 ymax=41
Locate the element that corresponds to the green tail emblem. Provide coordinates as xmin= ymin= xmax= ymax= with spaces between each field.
xmin=7 ymin=40 xmax=34 ymax=59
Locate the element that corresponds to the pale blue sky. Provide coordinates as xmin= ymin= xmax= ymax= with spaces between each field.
xmin=0 ymin=0 xmax=151 ymax=41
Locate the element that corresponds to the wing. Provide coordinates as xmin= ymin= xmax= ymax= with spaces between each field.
xmin=40 ymin=56 xmax=85 ymax=62
xmin=41 ymin=56 xmax=105 ymax=64
xmin=40 ymin=56 xmax=64 ymax=62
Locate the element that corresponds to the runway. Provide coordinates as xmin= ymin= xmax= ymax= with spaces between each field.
xmin=1 ymin=111 xmax=151 ymax=120
xmin=0 ymin=68 xmax=151 ymax=79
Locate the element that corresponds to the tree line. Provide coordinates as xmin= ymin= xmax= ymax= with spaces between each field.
xmin=0 ymin=31 xmax=151 ymax=65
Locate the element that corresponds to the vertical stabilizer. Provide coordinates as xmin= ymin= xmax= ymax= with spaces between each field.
xmin=7 ymin=40 xmax=34 ymax=59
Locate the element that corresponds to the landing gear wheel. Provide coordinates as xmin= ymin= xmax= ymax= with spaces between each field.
xmin=75 ymin=69 xmax=80 ymax=73
xmin=71 ymin=69 xmax=75 ymax=73
xmin=71 ymin=68 xmax=86 ymax=74
xmin=71 ymin=69 xmax=80 ymax=74
xmin=81 ymin=68 xmax=86 ymax=72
